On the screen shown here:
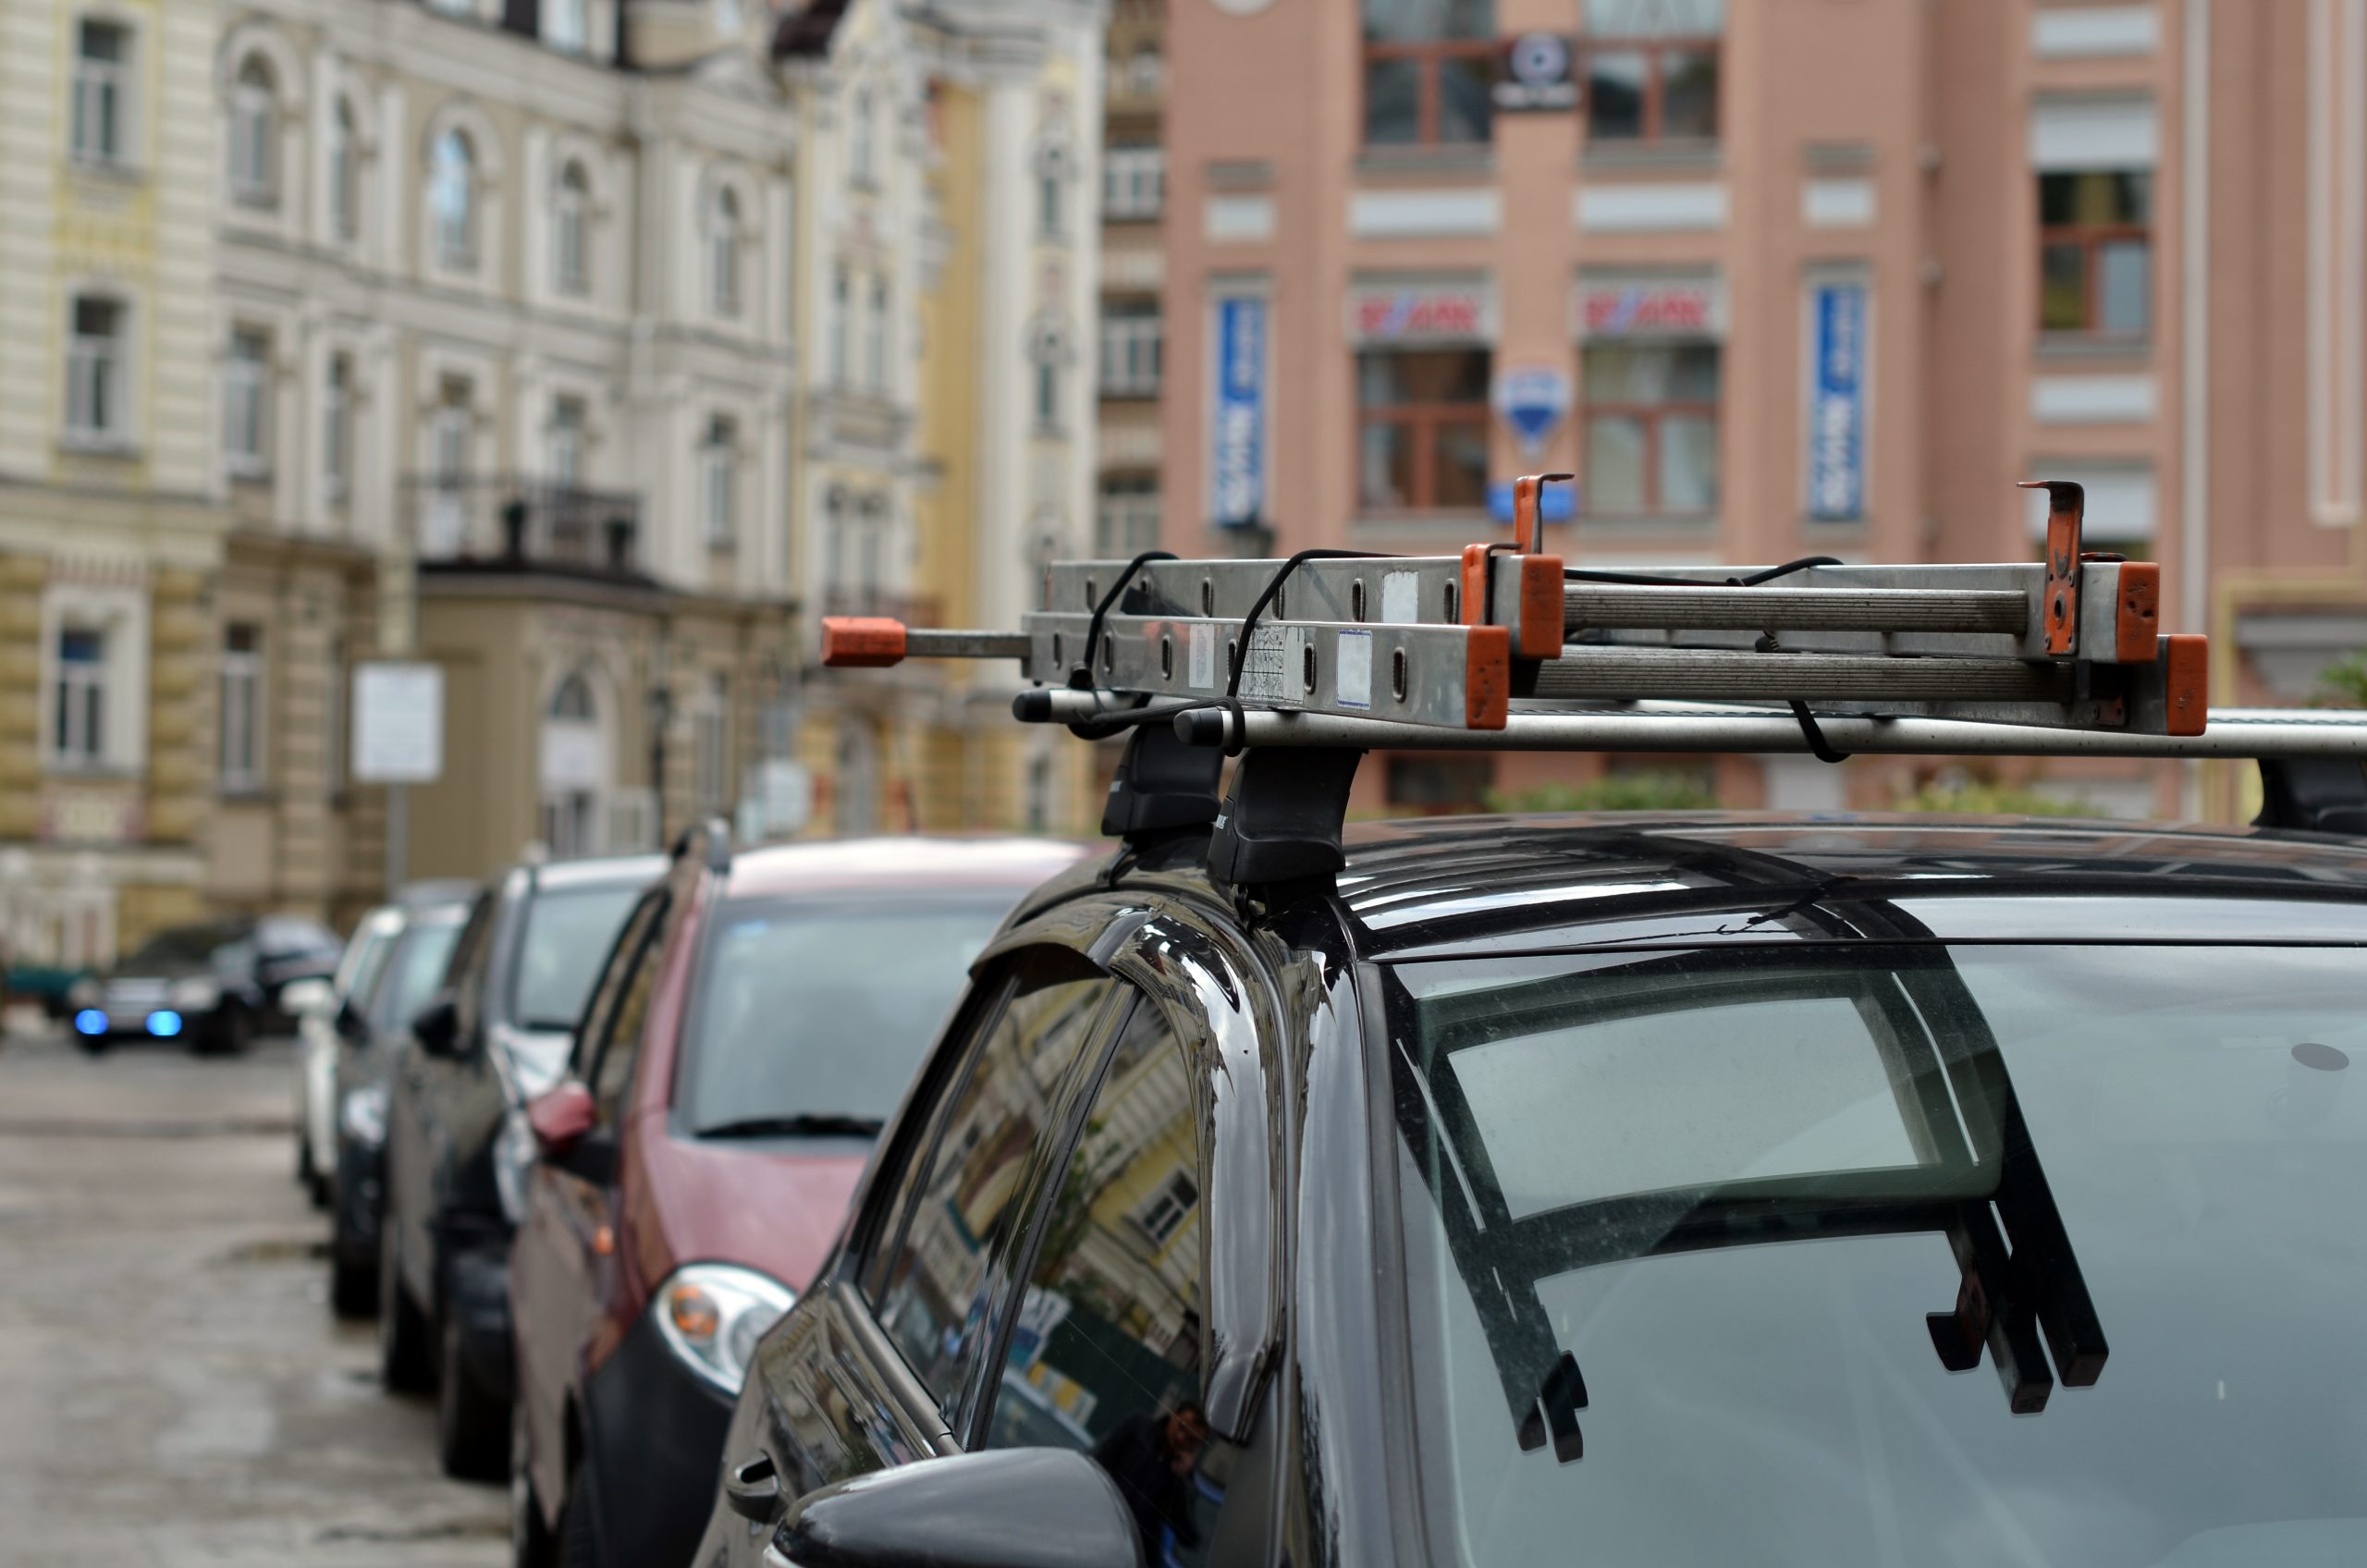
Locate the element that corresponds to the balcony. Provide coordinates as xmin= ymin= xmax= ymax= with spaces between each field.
xmin=400 ymin=474 xmax=646 ymax=581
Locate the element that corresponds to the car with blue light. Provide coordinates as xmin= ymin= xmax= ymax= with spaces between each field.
xmin=68 ymin=914 xmax=340 ymax=1055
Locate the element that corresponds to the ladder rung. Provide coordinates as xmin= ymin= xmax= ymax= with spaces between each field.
xmin=1528 ymin=648 xmax=2071 ymax=704
xmin=1563 ymin=585 xmax=2030 ymax=636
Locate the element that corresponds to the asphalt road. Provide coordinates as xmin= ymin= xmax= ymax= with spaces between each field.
xmin=0 ymin=1023 xmax=507 ymax=1566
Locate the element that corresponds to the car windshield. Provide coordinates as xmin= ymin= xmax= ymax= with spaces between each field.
xmin=510 ymin=882 xmax=644 ymax=1031
xmin=333 ymin=916 xmax=397 ymax=998
xmin=677 ymin=893 xmax=1012 ymax=1136
xmin=366 ymin=918 xmax=463 ymax=1035
xmin=124 ymin=922 xmax=249 ymax=968
xmin=1384 ymin=941 xmax=2367 ymax=1568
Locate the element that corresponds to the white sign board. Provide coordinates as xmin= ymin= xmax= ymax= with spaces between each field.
xmin=756 ymin=759 xmax=812 ymax=835
xmin=351 ymin=662 xmax=444 ymax=784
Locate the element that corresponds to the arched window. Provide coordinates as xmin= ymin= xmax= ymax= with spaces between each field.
xmin=430 ymin=128 xmax=476 ymax=268
xmin=228 ymin=56 xmax=276 ymax=205
xmin=709 ymin=186 xmax=742 ymax=316
xmin=540 ymin=669 xmax=607 ymax=860
xmin=548 ymin=672 xmax=595 ymax=721
xmin=554 ymin=160 xmax=590 ymax=294
xmin=329 ymin=98 xmax=359 ymax=240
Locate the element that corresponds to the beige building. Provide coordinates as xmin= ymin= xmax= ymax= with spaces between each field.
xmin=1159 ymin=0 xmax=2367 ymax=822
xmin=785 ymin=0 xmax=1108 ymax=838
xmin=0 ymin=0 xmax=230 ymax=967
xmin=206 ymin=0 xmax=808 ymax=900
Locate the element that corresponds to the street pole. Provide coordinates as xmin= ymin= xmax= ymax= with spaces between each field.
xmin=386 ymin=781 xmax=408 ymax=895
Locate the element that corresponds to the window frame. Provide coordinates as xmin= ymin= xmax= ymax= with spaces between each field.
xmin=65 ymin=293 xmax=129 ymax=446
xmin=2036 ymin=171 xmax=2152 ymax=339
xmin=701 ymin=415 xmax=737 ymax=549
xmin=1577 ymin=34 xmax=1723 ymax=147
xmin=51 ymin=624 xmax=109 ymax=768
xmin=429 ymin=129 xmax=477 ymax=271
xmin=71 ymin=18 xmax=131 ymax=168
xmin=1355 ymin=348 xmax=1492 ymax=514
xmin=554 ymin=161 xmax=592 ymax=296
xmin=1102 ymin=143 xmax=1164 ymax=221
xmin=224 ymin=327 xmax=270 ymax=477
xmin=709 ymin=185 xmax=742 ymax=318
xmin=218 ymin=621 xmax=265 ymax=792
xmin=227 ymin=55 xmax=277 ymax=207
xmin=1580 ymin=341 xmax=1721 ymax=519
xmin=1098 ymin=303 xmax=1163 ymax=398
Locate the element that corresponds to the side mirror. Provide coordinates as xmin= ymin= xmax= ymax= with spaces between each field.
xmin=773 ymin=1449 xmax=1144 ymax=1568
xmin=411 ymin=997 xmax=461 ymax=1058
xmin=525 ymin=1081 xmax=598 ymax=1161
xmin=280 ymin=978 xmax=333 ymax=1018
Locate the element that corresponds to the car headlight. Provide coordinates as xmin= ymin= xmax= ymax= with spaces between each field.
xmin=68 ymin=978 xmax=102 ymax=1008
xmin=652 ymin=1265 xmax=794 ymax=1394
xmin=170 ymin=976 xmax=220 ymax=1011
xmin=339 ymin=1084 xmax=388 ymax=1146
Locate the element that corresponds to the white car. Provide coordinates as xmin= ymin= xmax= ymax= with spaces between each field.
xmin=293 ymin=907 xmax=404 ymax=1206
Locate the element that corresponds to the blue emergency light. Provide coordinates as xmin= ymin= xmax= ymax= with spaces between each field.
xmin=73 ymin=1009 xmax=107 ymax=1035
xmin=146 ymin=1011 xmax=183 ymax=1038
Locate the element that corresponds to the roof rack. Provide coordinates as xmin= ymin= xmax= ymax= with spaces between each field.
xmin=822 ymin=476 xmax=2367 ymax=885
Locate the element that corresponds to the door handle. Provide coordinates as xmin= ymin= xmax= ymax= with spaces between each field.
xmin=724 ymin=1451 xmax=782 ymax=1524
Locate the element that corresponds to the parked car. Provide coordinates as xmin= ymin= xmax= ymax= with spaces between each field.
xmin=691 ymin=815 xmax=2367 ymax=1568
xmin=68 ymin=914 xmax=341 ymax=1055
xmin=328 ymin=895 xmax=474 ymax=1317
xmin=298 ymin=881 xmax=483 ymax=1205
xmin=509 ymin=830 xmax=1087 ymax=1568
xmin=378 ymin=851 xmax=664 ymax=1481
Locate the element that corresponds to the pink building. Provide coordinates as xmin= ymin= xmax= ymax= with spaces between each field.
xmin=1157 ymin=0 xmax=2367 ymax=820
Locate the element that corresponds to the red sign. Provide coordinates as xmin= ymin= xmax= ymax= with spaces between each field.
xmin=1350 ymin=288 xmax=1489 ymax=344
xmin=1579 ymin=282 xmax=1723 ymax=337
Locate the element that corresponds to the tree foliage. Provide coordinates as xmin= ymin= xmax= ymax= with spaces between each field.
xmin=1487 ymin=771 xmax=1721 ymax=814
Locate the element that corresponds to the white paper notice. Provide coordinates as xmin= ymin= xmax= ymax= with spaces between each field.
xmin=1336 ymin=631 xmax=1373 ymax=708
xmin=1380 ymin=571 xmax=1422 ymax=625
xmin=1188 ymin=623 xmax=1217 ymax=690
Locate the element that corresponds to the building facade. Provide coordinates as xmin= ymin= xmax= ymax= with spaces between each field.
xmin=0 ymin=0 xmax=230 ymax=970
xmin=1160 ymin=0 xmax=2367 ymax=822
xmin=206 ymin=0 xmax=805 ymax=901
xmin=786 ymin=0 xmax=1108 ymax=838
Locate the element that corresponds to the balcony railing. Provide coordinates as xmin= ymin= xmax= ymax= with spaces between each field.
xmin=821 ymin=588 xmax=941 ymax=628
xmin=400 ymin=473 xmax=645 ymax=578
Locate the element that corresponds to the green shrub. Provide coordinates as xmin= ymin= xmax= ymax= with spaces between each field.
xmin=2313 ymin=652 xmax=2367 ymax=708
xmin=1487 ymin=771 xmax=1720 ymax=814
xmin=1894 ymin=780 xmax=2091 ymax=817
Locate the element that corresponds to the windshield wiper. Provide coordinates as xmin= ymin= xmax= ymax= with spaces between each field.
xmin=695 ymin=1113 xmax=885 ymax=1141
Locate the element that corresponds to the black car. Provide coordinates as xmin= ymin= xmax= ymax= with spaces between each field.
xmin=68 ymin=914 xmax=340 ymax=1054
xmin=328 ymin=895 xmax=472 ymax=1317
xmin=693 ymin=814 xmax=2367 ymax=1568
xmin=379 ymin=851 xmax=662 ymax=1481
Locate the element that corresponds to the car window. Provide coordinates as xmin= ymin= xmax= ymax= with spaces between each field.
xmin=865 ymin=949 xmax=1121 ymax=1426
xmin=443 ymin=888 xmax=500 ymax=1033
xmin=981 ymin=995 xmax=1244 ymax=1568
xmin=1385 ymin=942 xmax=2367 ymax=1568
xmin=260 ymin=916 xmax=337 ymax=957
xmin=331 ymin=913 xmax=396 ymax=996
xmin=575 ymin=889 xmax=670 ymax=1124
xmin=674 ymin=891 xmax=1014 ymax=1136
xmin=366 ymin=920 xmax=464 ymax=1036
xmin=125 ymin=921 xmax=249 ymax=968
xmin=509 ymin=881 xmax=646 ymax=1031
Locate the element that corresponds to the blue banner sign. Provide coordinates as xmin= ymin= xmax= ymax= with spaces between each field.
xmin=1212 ymin=297 xmax=1267 ymax=528
xmin=1807 ymin=282 xmax=1867 ymax=521
xmin=1488 ymin=481 xmax=1577 ymax=525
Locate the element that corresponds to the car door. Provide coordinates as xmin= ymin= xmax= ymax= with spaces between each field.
xmin=512 ymin=879 xmax=675 ymax=1516
xmin=729 ymin=940 xmax=1133 ymax=1533
xmin=391 ymin=887 xmax=498 ymax=1306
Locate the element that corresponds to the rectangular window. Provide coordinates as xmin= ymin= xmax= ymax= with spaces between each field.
xmin=702 ymin=416 xmax=737 ymax=547
xmin=225 ymin=328 xmax=269 ymax=475
xmin=66 ymin=296 xmax=126 ymax=442
xmin=1582 ymin=342 xmax=1721 ymax=517
xmin=1362 ymin=0 xmax=1495 ymax=148
xmin=830 ymin=268 xmax=851 ymax=386
xmin=1098 ymin=301 xmax=1162 ymax=397
xmin=72 ymin=20 xmax=128 ymax=165
xmin=1035 ymin=359 xmax=1060 ymax=430
xmin=1096 ymin=475 xmax=1159 ymax=558
xmin=1133 ymin=1170 xmax=1201 ymax=1247
xmin=323 ymin=352 xmax=352 ymax=498
xmin=219 ymin=622 xmax=264 ymax=790
xmin=325 ymin=634 xmax=346 ymax=795
xmin=1102 ymin=143 xmax=1164 ymax=220
xmin=546 ymin=0 xmax=588 ymax=51
xmin=1355 ymin=348 xmax=1490 ymax=512
xmin=52 ymin=627 xmax=107 ymax=766
xmin=693 ymin=673 xmax=730 ymax=810
xmin=550 ymin=395 xmax=586 ymax=489
xmin=2038 ymin=170 xmax=2152 ymax=337
xmin=866 ymin=276 xmax=889 ymax=390
xmin=1582 ymin=0 xmax=1723 ymax=145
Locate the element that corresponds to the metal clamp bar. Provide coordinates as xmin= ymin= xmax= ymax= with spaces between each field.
xmin=1528 ymin=647 xmax=2070 ymax=704
xmin=1563 ymin=584 xmax=2030 ymax=636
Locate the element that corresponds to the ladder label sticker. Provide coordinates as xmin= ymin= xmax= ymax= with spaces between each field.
xmin=1188 ymin=623 xmax=1216 ymax=690
xmin=1239 ymin=626 xmax=1292 ymax=703
xmin=1336 ymin=631 xmax=1374 ymax=709
xmin=1381 ymin=571 xmax=1422 ymax=625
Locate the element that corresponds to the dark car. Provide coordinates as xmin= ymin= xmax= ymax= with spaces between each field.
xmin=509 ymin=831 xmax=1087 ymax=1568
xmin=692 ymin=814 xmax=2367 ymax=1568
xmin=379 ymin=851 xmax=662 ymax=1480
xmin=68 ymin=913 xmax=340 ymax=1054
xmin=328 ymin=895 xmax=472 ymax=1317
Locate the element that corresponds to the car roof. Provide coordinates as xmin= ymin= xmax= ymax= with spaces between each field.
xmin=1325 ymin=814 xmax=2367 ymax=959
xmin=523 ymin=851 xmax=669 ymax=894
xmin=719 ymin=835 xmax=1092 ymax=900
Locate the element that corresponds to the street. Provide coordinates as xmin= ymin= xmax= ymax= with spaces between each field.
xmin=0 ymin=1025 xmax=505 ymax=1566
